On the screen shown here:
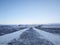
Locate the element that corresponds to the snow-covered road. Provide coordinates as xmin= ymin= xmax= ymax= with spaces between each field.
xmin=0 ymin=27 xmax=60 ymax=45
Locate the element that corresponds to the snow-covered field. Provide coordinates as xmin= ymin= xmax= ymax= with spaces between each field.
xmin=41 ymin=24 xmax=60 ymax=28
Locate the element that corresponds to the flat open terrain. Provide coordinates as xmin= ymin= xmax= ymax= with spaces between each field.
xmin=0 ymin=25 xmax=60 ymax=45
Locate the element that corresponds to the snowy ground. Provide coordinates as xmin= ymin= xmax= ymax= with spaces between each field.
xmin=0 ymin=27 xmax=60 ymax=45
xmin=0 ymin=28 xmax=29 ymax=45
xmin=34 ymin=28 xmax=60 ymax=45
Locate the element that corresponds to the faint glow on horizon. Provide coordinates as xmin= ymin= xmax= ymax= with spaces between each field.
xmin=0 ymin=21 xmax=58 ymax=24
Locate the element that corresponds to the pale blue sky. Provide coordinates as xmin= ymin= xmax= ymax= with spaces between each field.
xmin=0 ymin=0 xmax=60 ymax=24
